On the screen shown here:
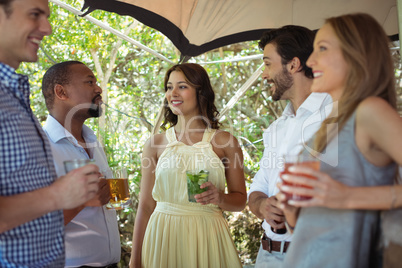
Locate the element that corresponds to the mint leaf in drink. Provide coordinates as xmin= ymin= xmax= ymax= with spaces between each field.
xmin=186 ymin=170 xmax=209 ymax=202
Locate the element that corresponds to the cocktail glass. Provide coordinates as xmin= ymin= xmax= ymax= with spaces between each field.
xmin=186 ymin=170 xmax=209 ymax=203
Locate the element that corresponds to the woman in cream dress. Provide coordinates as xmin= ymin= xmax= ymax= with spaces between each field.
xmin=130 ymin=63 xmax=247 ymax=268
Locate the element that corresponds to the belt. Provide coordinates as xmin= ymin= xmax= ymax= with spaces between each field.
xmin=262 ymin=233 xmax=290 ymax=253
xmin=78 ymin=264 xmax=118 ymax=268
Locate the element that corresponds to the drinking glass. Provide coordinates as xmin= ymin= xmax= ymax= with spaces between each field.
xmin=105 ymin=168 xmax=131 ymax=210
xmin=64 ymin=159 xmax=96 ymax=173
xmin=186 ymin=170 xmax=209 ymax=203
xmin=281 ymin=153 xmax=320 ymax=201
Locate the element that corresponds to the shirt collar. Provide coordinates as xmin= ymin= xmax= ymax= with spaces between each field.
xmin=0 ymin=62 xmax=16 ymax=77
xmin=282 ymin=93 xmax=331 ymax=118
xmin=44 ymin=115 xmax=96 ymax=144
xmin=0 ymin=62 xmax=30 ymax=102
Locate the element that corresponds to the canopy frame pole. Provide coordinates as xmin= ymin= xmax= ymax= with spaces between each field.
xmin=218 ymin=63 xmax=264 ymax=120
xmin=50 ymin=0 xmax=175 ymax=64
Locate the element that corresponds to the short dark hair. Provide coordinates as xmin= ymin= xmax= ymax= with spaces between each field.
xmin=42 ymin=61 xmax=85 ymax=110
xmin=161 ymin=63 xmax=221 ymax=130
xmin=258 ymin=25 xmax=315 ymax=79
xmin=0 ymin=0 xmax=14 ymax=16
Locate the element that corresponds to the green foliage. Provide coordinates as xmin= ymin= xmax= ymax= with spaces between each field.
xmin=225 ymin=209 xmax=262 ymax=264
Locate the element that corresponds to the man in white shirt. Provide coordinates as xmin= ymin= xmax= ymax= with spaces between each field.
xmin=248 ymin=26 xmax=332 ymax=267
xmin=42 ymin=61 xmax=121 ymax=268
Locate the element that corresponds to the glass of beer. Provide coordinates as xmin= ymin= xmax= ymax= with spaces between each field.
xmin=105 ymin=168 xmax=131 ymax=210
xmin=64 ymin=159 xmax=95 ymax=173
xmin=281 ymin=153 xmax=320 ymax=201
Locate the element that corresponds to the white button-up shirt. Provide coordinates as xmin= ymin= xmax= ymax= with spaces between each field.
xmin=249 ymin=93 xmax=333 ymax=242
xmin=44 ymin=115 xmax=121 ymax=267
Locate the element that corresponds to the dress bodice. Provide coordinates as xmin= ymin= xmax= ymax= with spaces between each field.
xmin=153 ymin=128 xmax=225 ymax=205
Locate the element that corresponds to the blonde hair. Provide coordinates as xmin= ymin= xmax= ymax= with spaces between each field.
xmin=314 ymin=13 xmax=396 ymax=152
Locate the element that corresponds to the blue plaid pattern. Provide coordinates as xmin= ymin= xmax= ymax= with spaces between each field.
xmin=0 ymin=63 xmax=65 ymax=267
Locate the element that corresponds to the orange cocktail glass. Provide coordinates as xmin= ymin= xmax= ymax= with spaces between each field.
xmin=281 ymin=154 xmax=320 ymax=201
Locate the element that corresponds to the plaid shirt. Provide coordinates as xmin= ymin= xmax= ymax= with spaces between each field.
xmin=0 ymin=63 xmax=65 ymax=267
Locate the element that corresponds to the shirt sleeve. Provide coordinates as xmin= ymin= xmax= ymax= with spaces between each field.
xmin=247 ymin=123 xmax=281 ymax=200
xmin=248 ymin=166 xmax=270 ymax=200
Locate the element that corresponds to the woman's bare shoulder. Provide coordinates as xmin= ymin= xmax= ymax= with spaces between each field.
xmin=150 ymin=133 xmax=168 ymax=145
xmin=357 ymin=96 xmax=394 ymax=118
xmin=143 ymin=133 xmax=169 ymax=154
xmin=356 ymin=96 xmax=399 ymax=128
xmin=212 ymin=129 xmax=240 ymax=147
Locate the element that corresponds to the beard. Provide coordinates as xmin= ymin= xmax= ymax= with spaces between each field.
xmin=271 ymin=66 xmax=293 ymax=101
xmin=88 ymin=95 xmax=102 ymax=118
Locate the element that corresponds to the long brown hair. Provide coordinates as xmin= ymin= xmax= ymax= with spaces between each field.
xmin=161 ymin=63 xmax=221 ymax=130
xmin=314 ymin=13 xmax=396 ymax=152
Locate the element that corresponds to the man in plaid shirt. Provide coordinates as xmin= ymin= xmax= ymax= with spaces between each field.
xmin=0 ymin=0 xmax=101 ymax=266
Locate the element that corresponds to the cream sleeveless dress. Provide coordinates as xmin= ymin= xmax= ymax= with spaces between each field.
xmin=141 ymin=128 xmax=242 ymax=268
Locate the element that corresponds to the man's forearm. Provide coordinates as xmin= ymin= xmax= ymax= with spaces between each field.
xmin=0 ymin=186 xmax=58 ymax=233
xmin=248 ymin=191 xmax=268 ymax=219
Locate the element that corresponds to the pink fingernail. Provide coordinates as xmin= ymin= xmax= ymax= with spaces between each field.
xmin=281 ymin=185 xmax=289 ymax=191
xmin=288 ymin=166 xmax=297 ymax=172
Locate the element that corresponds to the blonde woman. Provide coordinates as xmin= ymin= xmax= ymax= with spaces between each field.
xmin=276 ymin=13 xmax=401 ymax=268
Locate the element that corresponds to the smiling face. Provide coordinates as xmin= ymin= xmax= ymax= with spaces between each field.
xmin=262 ymin=43 xmax=293 ymax=101
xmin=307 ymin=23 xmax=349 ymax=101
xmin=0 ymin=0 xmax=52 ymax=69
xmin=63 ymin=64 xmax=103 ymax=119
xmin=165 ymin=70 xmax=199 ymax=117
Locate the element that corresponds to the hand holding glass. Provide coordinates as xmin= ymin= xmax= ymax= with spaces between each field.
xmin=105 ymin=168 xmax=131 ymax=210
xmin=186 ymin=170 xmax=209 ymax=203
xmin=280 ymin=153 xmax=320 ymax=201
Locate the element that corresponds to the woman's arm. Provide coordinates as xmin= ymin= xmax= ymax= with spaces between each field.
xmin=277 ymin=166 xmax=401 ymax=210
xmin=275 ymin=192 xmax=300 ymax=234
xmin=195 ymin=131 xmax=247 ymax=211
xmin=356 ymin=97 xmax=402 ymax=166
xmin=276 ymin=97 xmax=402 ymax=211
xmin=129 ymin=137 xmax=158 ymax=268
